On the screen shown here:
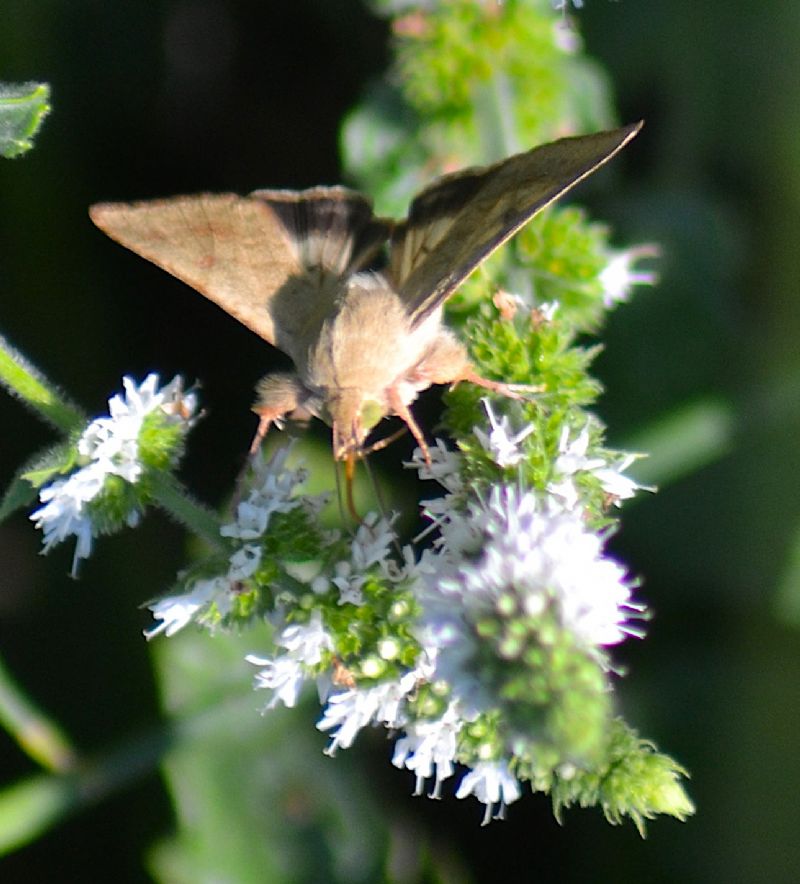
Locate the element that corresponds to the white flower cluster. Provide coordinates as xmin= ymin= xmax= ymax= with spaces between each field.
xmin=429 ymin=483 xmax=639 ymax=650
xmin=146 ymin=444 xmax=309 ymax=638
xmin=235 ymin=405 xmax=646 ymax=823
xmin=470 ymin=402 xmax=650 ymax=509
xmin=314 ymin=665 xmax=519 ymax=824
xmin=30 ymin=374 xmax=196 ymax=575
xmin=244 ymin=406 xmax=647 ymax=823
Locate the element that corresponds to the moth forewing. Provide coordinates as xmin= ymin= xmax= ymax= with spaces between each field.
xmin=390 ymin=121 xmax=643 ymax=327
xmin=89 ymin=194 xmax=302 ymax=346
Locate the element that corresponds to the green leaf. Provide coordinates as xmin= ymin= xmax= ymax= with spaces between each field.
xmin=0 ymin=82 xmax=51 ymax=158
xmin=0 ymin=774 xmax=74 ymax=855
xmin=19 ymin=440 xmax=80 ymax=489
xmin=0 ymin=440 xmax=79 ymax=523
xmin=0 ymin=475 xmax=38 ymax=524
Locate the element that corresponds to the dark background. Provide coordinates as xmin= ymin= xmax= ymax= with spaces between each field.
xmin=2 ymin=1 xmax=800 ymax=881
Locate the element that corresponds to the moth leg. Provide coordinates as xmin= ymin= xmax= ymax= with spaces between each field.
xmin=457 ymin=368 xmax=544 ymax=399
xmin=251 ymin=372 xmax=308 ymax=455
xmin=415 ymin=331 xmax=542 ymax=399
xmin=412 ymin=330 xmax=473 ymax=386
xmin=387 ymin=385 xmax=431 ymax=464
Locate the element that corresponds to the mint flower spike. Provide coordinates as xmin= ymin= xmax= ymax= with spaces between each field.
xmin=30 ymin=373 xmax=197 ymax=576
xmin=416 ymin=485 xmax=642 ymax=696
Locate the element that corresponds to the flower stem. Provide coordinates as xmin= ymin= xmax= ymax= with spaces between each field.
xmin=148 ymin=472 xmax=225 ymax=551
xmin=0 ymin=334 xmax=84 ymax=433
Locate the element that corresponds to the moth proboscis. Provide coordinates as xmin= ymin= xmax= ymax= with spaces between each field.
xmin=89 ymin=122 xmax=642 ymax=471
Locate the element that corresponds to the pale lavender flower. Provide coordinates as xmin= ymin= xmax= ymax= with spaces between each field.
xmin=247 ymin=611 xmax=334 ymax=709
xmin=248 ymin=655 xmax=307 ymax=709
xmin=599 ymin=245 xmax=660 ymax=308
xmin=455 ymin=759 xmax=521 ymax=825
xmin=332 ymin=513 xmax=397 ymax=605
xmin=80 ymin=374 xmax=196 ymax=481
xmin=392 ymin=703 xmax=462 ymax=797
xmin=535 ymin=300 xmax=559 ymax=322
xmin=220 ymin=501 xmax=270 ymax=541
xmin=228 ymin=544 xmax=262 ymax=580
xmin=416 ymin=485 xmax=641 ymax=699
xmin=221 ymin=443 xmax=307 ymax=541
xmin=406 ymin=439 xmax=463 ymax=492
xmin=549 ymin=424 xmax=651 ymax=508
xmin=332 ymin=561 xmax=366 ymax=606
xmin=318 ymin=669 xmax=420 ymax=754
xmin=277 ymin=612 xmax=333 ymax=664
xmin=30 ymin=462 xmax=106 ymax=575
xmin=474 ymin=400 xmax=535 ymax=468
xmin=145 ymin=576 xmax=230 ymax=639
xmin=595 ymin=453 xmax=653 ymax=505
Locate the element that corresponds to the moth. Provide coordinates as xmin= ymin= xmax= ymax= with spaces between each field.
xmin=90 ymin=122 xmax=641 ymax=466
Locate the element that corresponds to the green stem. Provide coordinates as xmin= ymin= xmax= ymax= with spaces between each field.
xmin=148 ymin=472 xmax=225 ymax=551
xmin=0 ymin=654 xmax=75 ymax=773
xmin=0 ymin=334 xmax=84 ymax=433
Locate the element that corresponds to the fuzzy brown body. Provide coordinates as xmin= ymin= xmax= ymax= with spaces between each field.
xmin=254 ymin=271 xmax=469 ymax=458
xmin=89 ymin=122 xmax=641 ymax=461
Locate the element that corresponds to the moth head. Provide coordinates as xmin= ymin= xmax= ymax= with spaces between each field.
xmin=327 ymin=389 xmax=386 ymax=461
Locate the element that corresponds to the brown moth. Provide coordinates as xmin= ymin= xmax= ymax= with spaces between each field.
xmin=90 ymin=122 xmax=641 ymax=464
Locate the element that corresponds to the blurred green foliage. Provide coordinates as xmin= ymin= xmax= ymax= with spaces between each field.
xmin=1 ymin=0 xmax=800 ymax=882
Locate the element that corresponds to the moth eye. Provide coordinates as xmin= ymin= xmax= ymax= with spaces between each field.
xmin=360 ymin=400 xmax=384 ymax=431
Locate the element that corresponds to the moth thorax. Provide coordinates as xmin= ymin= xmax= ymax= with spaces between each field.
xmin=328 ymin=388 xmax=384 ymax=460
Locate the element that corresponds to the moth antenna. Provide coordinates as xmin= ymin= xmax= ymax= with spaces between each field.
xmin=362 ymin=456 xmax=404 ymax=560
xmin=360 ymin=425 xmax=408 ymax=456
xmin=333 ymin=457 xmax=350 ymax=526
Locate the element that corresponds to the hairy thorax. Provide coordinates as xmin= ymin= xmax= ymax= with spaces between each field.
xmin=304 ymin=273 xmax=440 ymax=398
